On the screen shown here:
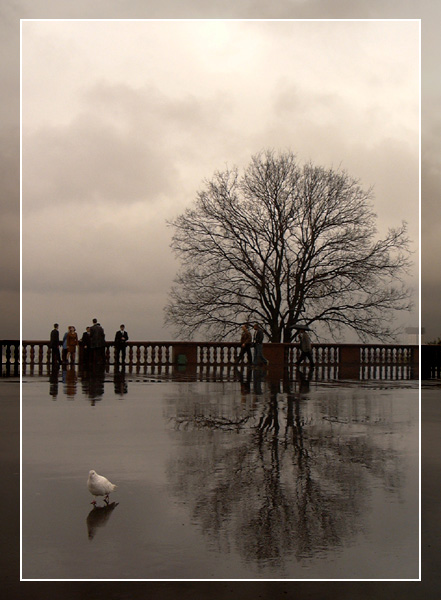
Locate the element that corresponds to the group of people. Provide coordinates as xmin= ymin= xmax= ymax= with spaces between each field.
xmin=49 ymin=318 xmax=314 ymax=369
xmin=49 ymin=324 xmax=79 ymax=365
xmin=49 ymin=320 xmax=129 ymax=367
xmin=236 ymin=323 xmax=269 ymax=366
xmin=236 ymin=323 xmax=315 ymax=368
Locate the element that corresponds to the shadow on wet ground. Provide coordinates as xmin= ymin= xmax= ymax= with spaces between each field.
xmin=1 ymin=372 xmax=440 ymax=597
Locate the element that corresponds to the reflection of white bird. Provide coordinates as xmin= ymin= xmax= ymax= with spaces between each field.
xmin=87 ymin=502 xmax=119 ymax=540
xmin=87 ymin=470 xmax=117 ymax=505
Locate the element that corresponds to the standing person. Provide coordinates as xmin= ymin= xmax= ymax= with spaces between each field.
xmin=296 ymin=329 xmax=315 ymax=368
xmin=81 ymin=326 xmax=91 ymax=367
xmin=236 ymin=324 xmax=252 ymax=364
xmin=66 ymin=326 xmax=78 ymax=364
xmin=253 ymin=323 xmax=268 ymax=366
xmin=61 ymin=327 xmax=69 ymax=364
xmin=90 ymin=319 xmax=106 ymax=365
xmin=114 ymin=324 xmax=129 ymax=364
xmin=49 ymin=323 xmax=61 ymax=365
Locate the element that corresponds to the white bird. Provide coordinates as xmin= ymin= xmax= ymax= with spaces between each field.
xmin=87 ymin=470 xmax=117 ymax=505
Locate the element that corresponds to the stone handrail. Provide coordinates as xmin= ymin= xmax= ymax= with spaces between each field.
xmin=1 ymin=339 xmax=420 ymax=380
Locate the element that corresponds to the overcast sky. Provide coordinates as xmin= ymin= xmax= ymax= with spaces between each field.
xmin=1 ymin=0 xmax=440 ymax=344
xmin=19 ymin=18 xmax=419 ymax=343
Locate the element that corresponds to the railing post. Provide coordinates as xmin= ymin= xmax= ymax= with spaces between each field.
xmin=262 ymin=343 xmax=287 ymax=376
xmin=172 ymin=343 xmax=198 ymax=365
xmin=339 ymin=344 xmax=361 ymax=379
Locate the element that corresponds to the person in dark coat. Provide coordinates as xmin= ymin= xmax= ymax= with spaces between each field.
xmin=61 ymin=327 xmax=69 ymax=364
xmin=81 ymin=326 xmax=91 ymax=367
xmin=114 ymin=324 xmax=129 ymax=364
xmin=253 ymin=323 xmax=269 ymax=366
xmin=49 ymin=323 xmax=61 ymax=364
xmin=90 ymin=319 xmax=106 ymax=365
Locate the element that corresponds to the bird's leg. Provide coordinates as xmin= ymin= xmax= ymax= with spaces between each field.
xmin=104 ymin=495 xmax=109 ymax=504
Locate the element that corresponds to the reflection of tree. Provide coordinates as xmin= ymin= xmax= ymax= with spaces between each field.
xmin=166 ymin=385 xmax=406 ymax=572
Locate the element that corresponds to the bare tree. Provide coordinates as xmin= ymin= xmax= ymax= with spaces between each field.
xmin=165 ymin=150 xmax=412 ymax=342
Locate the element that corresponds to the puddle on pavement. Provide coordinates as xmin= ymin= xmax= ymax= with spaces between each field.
xmin=21 ymin=368 xmax=419 ymax=580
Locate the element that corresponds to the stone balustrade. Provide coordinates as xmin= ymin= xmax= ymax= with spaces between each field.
xmin=1 ymin=339 xmax=421 ymax=380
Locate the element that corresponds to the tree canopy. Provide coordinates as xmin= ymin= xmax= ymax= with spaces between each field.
xmin=165 ymin=150 xmax=412 ymax=342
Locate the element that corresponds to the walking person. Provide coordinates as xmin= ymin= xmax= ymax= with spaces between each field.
xmin=49 ymin=323 xmax=62 ymax=365
xmin=236 ymin=324 xmax=252 ymax=364
xmin=253 ymin=323 xmax=268 ymax=366
xmin=296 ymin=328 xmax=315 ymax=368
xmin=114 ymin=324 xmax=129 ymax=364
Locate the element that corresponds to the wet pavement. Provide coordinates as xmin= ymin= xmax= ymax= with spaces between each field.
xmin=19 ymin=367 xmax=419 ymax=580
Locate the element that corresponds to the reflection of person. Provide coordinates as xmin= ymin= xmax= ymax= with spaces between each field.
xmin=114 ymin=369 xmax=128 ymax=395
xmin=297 ymin=366 xmax=313 ymax=393
xmin=236 ymin=324 xmax=252 ymax=364
xmin=114 ymin=324 xmax=129 ymax=364
xmin=253 ymin=323 xmax=268 ymax=366
xmin=296 ymin=330 xmax=315 ymax=368
xmin=66 ymin=326 xmax=78 ymax=364
xmin=49 ymin=323 xmax=61 ymax=364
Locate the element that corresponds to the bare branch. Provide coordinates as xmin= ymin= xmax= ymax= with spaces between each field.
xmin=165 ymin=150 xmax=413 ymax=342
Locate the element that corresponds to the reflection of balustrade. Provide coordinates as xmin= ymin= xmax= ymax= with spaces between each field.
xmin=2 ymin=340 xmax=420 ymax=379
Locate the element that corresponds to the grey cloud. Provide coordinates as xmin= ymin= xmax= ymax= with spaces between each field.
xmin=22 ymin=206 xmax=174 ymax=294
xmin=23 ymin=81 xmax=233 ymax=211
xmin=23 ymin=114 xmax=179 ymax=208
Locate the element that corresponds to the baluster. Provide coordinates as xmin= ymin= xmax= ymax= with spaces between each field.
xmin=4 ymin=344 xmax=11 ymax=375
xmin=13 ymin=343 xmax=20 ymax=376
